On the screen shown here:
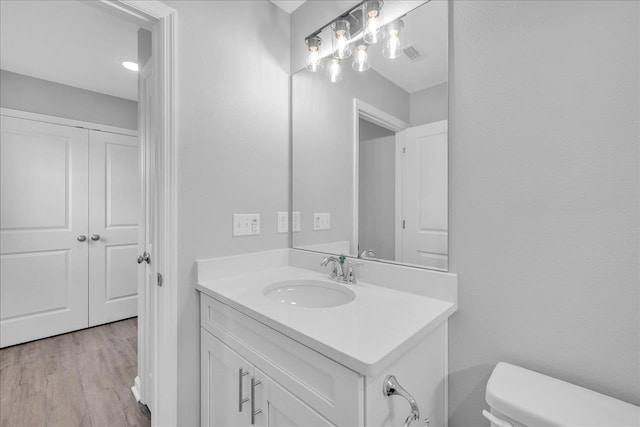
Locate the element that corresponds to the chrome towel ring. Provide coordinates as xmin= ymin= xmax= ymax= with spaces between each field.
xmin=383 ymin=375 xmax=429 ymax=427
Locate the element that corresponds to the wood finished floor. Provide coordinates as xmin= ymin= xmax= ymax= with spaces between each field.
xmin=0 ymin=318 xmax=151 ymax=427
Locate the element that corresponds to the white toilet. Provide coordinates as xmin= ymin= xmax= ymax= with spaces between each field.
xmin=484 ymin=362 xmax=640 ymax=427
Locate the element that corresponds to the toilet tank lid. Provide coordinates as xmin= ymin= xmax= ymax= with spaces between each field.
xmin=486 ymin=363 xmax=640 ymax=427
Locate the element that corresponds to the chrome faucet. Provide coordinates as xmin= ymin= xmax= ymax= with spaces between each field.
xmin=359 ymin=249 xmax=377 ymax=259
xmin=321 ymin=256 xmax=361 ymax=284
xmin=321 ymin=256 xmax=344 ymax=281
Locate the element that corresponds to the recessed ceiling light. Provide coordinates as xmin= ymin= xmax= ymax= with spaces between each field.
xmin=122 ymin=61 xmax=138 ymax=72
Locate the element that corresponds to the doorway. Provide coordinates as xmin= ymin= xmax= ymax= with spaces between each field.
xmin=0 ymin=1 xmax=177 ymax=425
xmin=353 ymin=99 xmax=449 ymax=270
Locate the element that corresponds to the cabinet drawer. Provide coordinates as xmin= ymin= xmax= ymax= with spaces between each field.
xmin=201 ymin=293 xmax=364 ymax=427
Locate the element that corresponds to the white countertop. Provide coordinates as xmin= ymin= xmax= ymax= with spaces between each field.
xmin=197 ymin=265 xmax=456 ymax=376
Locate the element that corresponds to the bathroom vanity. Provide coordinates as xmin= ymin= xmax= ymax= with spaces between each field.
xmin=197 ymin=249 xmax=457 ymax=427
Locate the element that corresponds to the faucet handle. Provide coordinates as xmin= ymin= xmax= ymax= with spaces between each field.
xmin=346 ymin=260 xmax=362 ymax=284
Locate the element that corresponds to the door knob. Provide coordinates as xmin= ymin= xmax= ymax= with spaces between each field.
xmin=77 ymin=235 xmax=87 ymax=242
xmin=137 ymin=252 xmax=151 ymax=264
xmin=90 ymin=234 xmax=101 ymax=241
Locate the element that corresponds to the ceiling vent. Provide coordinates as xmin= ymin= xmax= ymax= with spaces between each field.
xmin=403 ymin=45 xmax=424 ymax=62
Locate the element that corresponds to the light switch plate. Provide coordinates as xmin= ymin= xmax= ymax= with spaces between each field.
xmin=313 ymin=213 xmax=330 ymax=230
xmin=277 ymin=212 xmax=288 ymax=233
xmin=233 ymin=214 xmax=260 ymax=236
xmin=292 ymin=212 xmax=301 ymax=232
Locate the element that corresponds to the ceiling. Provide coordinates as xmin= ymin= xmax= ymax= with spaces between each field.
xmin=368 ymin=0 xmax=448 ymax=93
xmin=271 ymin=1 xmax=307 ymax=14
xmin=0 ymin=0 xmax=139 ymax=101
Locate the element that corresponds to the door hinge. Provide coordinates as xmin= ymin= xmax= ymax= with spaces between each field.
xmin=402 ymin=147 xmax=406 ymax=156
xmin=402 ymin=219 xmax=406 ymax=229
xmin=157 ymin=273 xmax=163 ymax=287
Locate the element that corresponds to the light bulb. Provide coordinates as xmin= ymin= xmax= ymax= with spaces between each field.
xmin=352 ymin=44 xmax=370 ymax=72
xmin=122 ymin=61 xmax=138 ymax=71
xmin=305 ymin=35 xmax=323 ymax=72
xmin=363 ymin=0 xmax=384 ymax=44
xmin=383 ymin=20 xmax=404 ymax=59
xmin=331 ymin=20 xmax=352 ymax=59
xmin=308 ymin=49 xmax=322 ymax=72
xmin=327 ymin=58 xmax=343 ymax=83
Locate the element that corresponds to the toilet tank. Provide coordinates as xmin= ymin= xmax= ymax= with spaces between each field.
xmin=484 ymin=362 xmax=640 ymax=427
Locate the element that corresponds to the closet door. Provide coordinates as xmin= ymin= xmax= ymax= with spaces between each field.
xmin=0 ymin=116 xmax=89 ymax=347
xmin=88 ymin=130 xmax=139 ymax=326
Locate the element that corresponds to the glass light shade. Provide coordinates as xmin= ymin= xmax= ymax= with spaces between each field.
xmin=352 ymin=44 xmax=370 ymax=72
xmin=363 ymin=0 xmax=384 ymax=44
xmin=331 ymin=19 xmax=352 ymax=59
xmin=327 ymin=58 xmax=343 ymax=83
xmin=383 ymin=20 xmax=404 ymax=59
xmin=305 ymin=35 xmax=323 ymax=72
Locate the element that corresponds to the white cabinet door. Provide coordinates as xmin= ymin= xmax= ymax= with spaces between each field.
xmin=399 ymin=120 xmax=448 ymax=270
xmin=201 ymin=329 xmax=253 ymax=427
xmin=88 ymin=130 xmax=139 ymax=326
xmin=0 ymin=116 xmax=89 ymax=347
xmin=254 ymin=368 xmax=334 ymax=427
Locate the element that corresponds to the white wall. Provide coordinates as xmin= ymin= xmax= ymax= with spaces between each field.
xmin=448 ymin=1 xmax=639 ymax=425
xmin=168 ymin=1 xmax=639 ymax=425
xmin=410 ymin=82 xmax=448 ymax=126
xmin=165 ymin=1 xmax=291 ymax=425
xmin=137 ymin=28 xmax=152 ymax=70
xmin=0 ymin=70 xmax=137 ymax=130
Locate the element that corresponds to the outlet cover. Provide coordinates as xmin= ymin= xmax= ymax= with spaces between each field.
xmin=277 ymin=212 xmax=288 ymax=233
xmin=313 ymin=213 xmax=330 ymax=231
xmin=232 ymin=214 xmax=261 ymax=236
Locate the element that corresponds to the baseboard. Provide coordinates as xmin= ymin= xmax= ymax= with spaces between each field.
xmin=131 ymin=376 xmax=142 ymax=402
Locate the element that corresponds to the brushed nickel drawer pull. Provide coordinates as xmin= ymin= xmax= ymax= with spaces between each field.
xmin=250 ymin=377 xmax=262 ymax=425
xmin=238 ymin=368 xmax=249 ymax=412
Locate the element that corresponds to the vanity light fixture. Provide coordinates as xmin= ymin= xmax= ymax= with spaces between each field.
xmin=352 ymin=42 xmax=370 ymax=72
xmin=383 ymin=19 xmax=404 ymax=59
xmin=305 ymin=35 xmax=324 ymax=72
xmin=304 ymin=1 xmax=414 ymax=83
xmin=122 ymin=61 xmax=138 ymax=72
xmin=363 ymin=0 xmax=384 ymax=44
xmin=327 ymin=58 xmax=343 ymax=83
xmin=332 ymin=19 xmax=352 ymax=59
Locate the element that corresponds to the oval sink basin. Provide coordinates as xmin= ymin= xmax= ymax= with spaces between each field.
xmin=263 ymin=280 xmax=355 ymax=308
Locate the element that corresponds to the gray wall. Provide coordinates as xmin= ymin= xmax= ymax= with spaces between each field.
xmin=292 ymin=66 xmax=409 ymax=252
xmin=359 ymin=119 xmax=396 ymax=260
xmin=410 ymin=82 xmax=448 ymax=126
xmin=0 ymin=69 xmax=137 ymax=130
xmin=164 ymin=1 xmax=291 ymax=425
xmin=448 ymin=1 xmax=640 ymax=425
xmin=138 ymin=28 xmax=152 ymax=70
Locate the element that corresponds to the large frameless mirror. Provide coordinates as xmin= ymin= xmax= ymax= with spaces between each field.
xmin=292 ymin=0 xmax=448 ymax=271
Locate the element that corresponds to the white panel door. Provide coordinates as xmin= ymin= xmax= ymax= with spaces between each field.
xmin=399 ymin=120 xmax=448 ymax=270
xmin=88 ymin=130 xmax=139 ymax=326
xmin=0 ymin=116 xmax=89 ymax=347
